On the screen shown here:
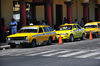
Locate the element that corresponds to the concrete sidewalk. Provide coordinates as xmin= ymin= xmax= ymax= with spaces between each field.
xmin=0 ymin=42 xmax=10 ymax=50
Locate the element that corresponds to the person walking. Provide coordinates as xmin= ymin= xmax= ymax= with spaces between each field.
xmin=80 ymin=18 xmax=85 ymax=27
xmin=10 ymin=18 xmax=17 ymax=34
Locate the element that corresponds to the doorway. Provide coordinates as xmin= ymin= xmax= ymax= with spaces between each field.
xmin=95 ymin=8 xmax=98 ymax=21
xmin=56 ymin=5 xmax=63 ymax=26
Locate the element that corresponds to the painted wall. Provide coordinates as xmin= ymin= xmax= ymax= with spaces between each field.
xmin=72 ymin=0 xmax=83 ymax=23
xmin=1 ymin=0 xmax=13 ymax=27
xmin=36 ymin=5 xmax=45 ymax=24
xmin=53 ymin=0 xmax=67 ymax=25
xmin=89 ymin=0 xmax=95 ymax=21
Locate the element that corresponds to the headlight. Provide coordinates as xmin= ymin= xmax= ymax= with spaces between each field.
xmin=8 ymin=38 xmax=10 ymax=40
xmin=25 ymin=37 xmax=28 ymax=40
xmin=61 ymin=33 xmax=68 ymax=35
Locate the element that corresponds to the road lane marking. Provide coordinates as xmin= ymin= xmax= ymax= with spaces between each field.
xmin=97 ymin=43 xmax=100 ymax=44
xmin=76 ymin=52 xmax=100 ymax=58
xmin=42 ymin=50 xmax=71 ymax=56
xmin=10 ymin=51 xmax=38 ymax=56
xmin=95 ymin=57 xmax=100 ymax=59
xmin=58 ymin=51 xmax=88 ymax=57
xmin=25 ymin=50 xmax=59 ymax=56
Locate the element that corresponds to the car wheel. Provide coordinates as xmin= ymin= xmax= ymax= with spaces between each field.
xmin=95 ymin=33 xmax=98 ymax=38
xmin=81 ymin=34 xmax=86 ymax=40
xmin=47 ymin=37 xmax=52 ymax=45
xmin=9 ymin=44 xmax=16 ymax=48
xmin=32 ymin=40 xmax=36 ymax=47
xmin=69 ymin=35 xmax=74 ymax=42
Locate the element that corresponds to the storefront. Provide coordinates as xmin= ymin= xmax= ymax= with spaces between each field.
xmin=0 ymin=0 xmax=100 ymax=28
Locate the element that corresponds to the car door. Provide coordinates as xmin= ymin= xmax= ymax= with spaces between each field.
xmin=98 ymin=23 xmax=100 ymax=35
xmin=73 ymin=25 xmax=78 ymax=38
xmin=38 ymin=27 xmax=44 ymax=42
xmin=76 ymin=25 xmax=83 ymax=37
xmin=43 ymin=27 xmax=50 ymax=41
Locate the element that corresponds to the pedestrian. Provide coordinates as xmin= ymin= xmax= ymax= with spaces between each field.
xmin=73 ymin=19 xmax=78 ymax=24
xmin=41 ymin=20 xmax=46 ymax=25
xmin=10 ymin=18 xmax=17 ymax=34
xmin=33 ymin=18 xmax=37 ymax=25
xmin=80 ymin=18 xmax=85 ymax=27
xmin=63 ymin=17 xmax=67 ymax=24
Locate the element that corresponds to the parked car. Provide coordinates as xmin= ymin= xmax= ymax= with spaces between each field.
xmin=84 ymin=22 xmax=100 ymax=37
xmin=6 ymin=25 xmax=56 ymax=48
xmin=56 ymin=23 xmax=86 ymax=42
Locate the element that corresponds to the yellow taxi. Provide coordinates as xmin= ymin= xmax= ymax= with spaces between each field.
xmin=56 ymin=23 xmax=86 ymax=42
xmin=84 ymin=22 xmax=100 ymax=37
xmin=6 ymin=25 xmax=56 ymax=48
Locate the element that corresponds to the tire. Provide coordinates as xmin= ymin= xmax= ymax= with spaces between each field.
xmin=95 ymin=33 xmax=98 ymax=38
xmin=32 ymin=40 xmax=36 ymax=47
xmin=69 ymin=35 xmax=74 ymax=42
xmin=81 ymin=34 xmax=86 ymax=40
xmin=47 ymin=37 xmax=52 ymax=45
xmin=10 ymin=44 xmax=16 ymax=48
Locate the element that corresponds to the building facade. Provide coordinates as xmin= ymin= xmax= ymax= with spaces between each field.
xmin=0 ymin=0 xmax=100 ymax=28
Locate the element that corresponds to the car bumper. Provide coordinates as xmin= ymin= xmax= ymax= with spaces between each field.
xmin=7 ymin=40 xmax=31 ymax=45
xmin=56 ymin=35 xmax=69 ymax=40
xmin=86 ymin=32 xmax=96 ymax=36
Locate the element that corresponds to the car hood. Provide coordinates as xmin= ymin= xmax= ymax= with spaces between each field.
xmin=7 ymin=33 xmax=38 ymax=37
xmin=56 ymin=30 xmax=72 ymax=34
xmin=85 ymin=28 xmax=97 ymax=32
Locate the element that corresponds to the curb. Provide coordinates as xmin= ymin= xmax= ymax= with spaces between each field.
xmin=0 ymin=45 xmax=10 ymax=50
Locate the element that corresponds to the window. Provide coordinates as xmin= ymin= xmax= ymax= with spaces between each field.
xmin=48 ymin=27 xmax=54 ymax=31
xmin=73 ymin=25 xmax=77 ymax=28
xmin=43 ymin=27 xmax=49 ymax=32
xmin=77 ymin=25 xmax=82 ymax=29
xmin=39 ymin=28 xmax=43 ymax=33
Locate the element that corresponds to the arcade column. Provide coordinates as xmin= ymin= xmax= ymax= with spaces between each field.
xmin=65 ymin=1 xmax=73 ymax=24
xmin=45 ymin=0 xmax=53 ymax=26
xmin=20 ymin=0 xmax=26 ymax=26
xmin=0 ymin=0 xmax=1 ymax=18
xmin=82 ymin=3 xmax=89 ymax=24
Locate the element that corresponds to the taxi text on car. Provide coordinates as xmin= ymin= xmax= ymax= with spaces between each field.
xmin=6 ymin=25 xmax=56 ymax=48
xmin=56 ymin=23 xmax=86 ymax=42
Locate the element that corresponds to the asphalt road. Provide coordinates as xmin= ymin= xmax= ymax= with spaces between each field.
xmin=0 ymin=38 xmax=100 ymax=66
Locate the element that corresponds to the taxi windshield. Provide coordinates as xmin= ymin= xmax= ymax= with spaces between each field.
xmin=84 ymin=25 xmax=97 ymax=28
xmin=57 ymin=25 xmax=72 ymax=30
xmin=18 ymin=27 xmax=38 ymax=33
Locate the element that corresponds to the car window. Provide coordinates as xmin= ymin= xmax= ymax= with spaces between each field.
xmin=98 ymin=23 xmax=100 ymax=28
xmin=43 ymin=27 xmax=49 ymax=32
xmin=73 ymin=25 xmax=77 ymax=28
xmin=57 ymin=25 xmax=72 ymax=30
xmin=39 ymin=28 xmax=43 ymax=33
xmin=18 ymin=27 xmax=38 ymax=33
xmin=48 ymin=27 xmax=54 ymax=31
xmin=77 ymin=25 xmax=82 ymax=29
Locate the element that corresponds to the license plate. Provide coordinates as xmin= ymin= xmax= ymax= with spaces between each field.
xmin=15 ymin=42 xmax=20 ymax=44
